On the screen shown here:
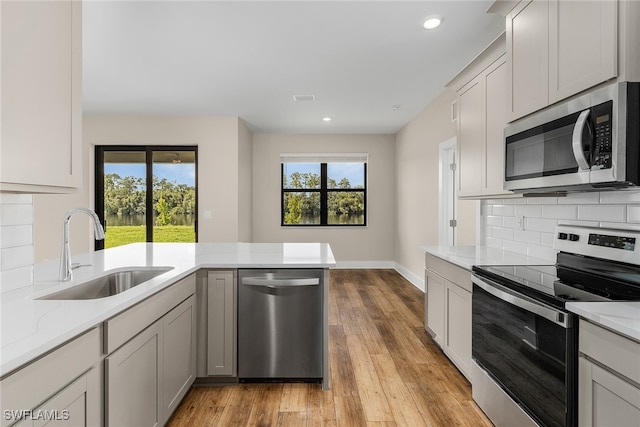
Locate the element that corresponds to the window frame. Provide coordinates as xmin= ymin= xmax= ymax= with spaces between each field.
xmin=95 ymin=145 xmax=199 ymax=250
xmin=280 ymin=161 xmax=367 ymax=227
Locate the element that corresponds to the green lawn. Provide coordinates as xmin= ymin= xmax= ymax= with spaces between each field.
xmin=105 ymin=225 xmax=195 ymax=249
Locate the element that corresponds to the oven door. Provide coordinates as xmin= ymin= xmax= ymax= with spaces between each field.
xmin=472 ymin=275 xmax=577 ymax=427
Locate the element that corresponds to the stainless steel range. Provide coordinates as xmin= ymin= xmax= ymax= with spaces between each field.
xmin=471 ymin=225 xmax=640 ymax=427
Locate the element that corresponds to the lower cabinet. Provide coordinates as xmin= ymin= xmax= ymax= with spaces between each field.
xmin=578 ymin=320 xmax=640 ymax=426
xmin=195 ymin=270 xmax=237 ymax=379
xmin=104 ymin=274 xmax=196 ymax=426
xmin=0 ymin=328 xmax=102 ymax=427
xmin=424 ymin=253 xmax=472 ymax=380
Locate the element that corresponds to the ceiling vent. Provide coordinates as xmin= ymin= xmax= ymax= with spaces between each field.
xmin=293 ymin=95 xmax=315 ymax=102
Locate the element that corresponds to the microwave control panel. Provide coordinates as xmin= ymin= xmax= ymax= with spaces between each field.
xmin=591 ymin=100 xmax=613 ymax=169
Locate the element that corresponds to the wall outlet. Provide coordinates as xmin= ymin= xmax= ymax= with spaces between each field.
xmin=517 ymin=215 xmax=525 ymax=231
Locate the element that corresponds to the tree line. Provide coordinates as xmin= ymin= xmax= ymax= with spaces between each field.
xmin=104 ymin=174 xmax=195 ymax=225
xmin=283 ymin=172 xmax=364 ymax=224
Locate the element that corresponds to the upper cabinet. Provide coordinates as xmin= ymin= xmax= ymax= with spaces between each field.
xmin=0 ymin=0 xmax=82 ymax=193
xmin=448 ymin=33 xmax=515 ymax=199
xmin=506 ymin=0 xmax=634 ymax=122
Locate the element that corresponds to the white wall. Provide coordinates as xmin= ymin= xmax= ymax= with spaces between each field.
xmin=394 ymin=89 xmax=477 ymax=287
xmin=481 ymin=190 xmax=640 ymax=261
xmin=252 ymin=133 xmax=396 ymax=266
xmin=238 ymin=119 xmax=253 ymax=242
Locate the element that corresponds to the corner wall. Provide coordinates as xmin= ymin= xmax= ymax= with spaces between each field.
xmin=394 ymin=89 xmax=477 ymax=289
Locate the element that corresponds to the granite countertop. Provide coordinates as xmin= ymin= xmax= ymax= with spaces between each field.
xmin=0 ymin=242 xmax=335 ymax=377
xmin=567 ymin=302 xmax=640 ymax=342
xmin=422 ymin=245 xmax=551 ymax=270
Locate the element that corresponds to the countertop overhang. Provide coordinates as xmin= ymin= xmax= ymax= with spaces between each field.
xmin=0 ymin=242 xmax=336 ymax=377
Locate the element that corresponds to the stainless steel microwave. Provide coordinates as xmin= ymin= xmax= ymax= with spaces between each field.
xmin=504 ymin=81 xmax=640 ymax=193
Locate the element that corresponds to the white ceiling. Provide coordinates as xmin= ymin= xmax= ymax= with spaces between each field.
xmin=82 ymin=1 xmax=505 ymax=134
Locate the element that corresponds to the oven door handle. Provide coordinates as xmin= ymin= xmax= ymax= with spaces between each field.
xmin=473 ymin=276 xmax=570 ymax=328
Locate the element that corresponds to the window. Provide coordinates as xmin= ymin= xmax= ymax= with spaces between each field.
xmin=95 ymin=146 xmax=198 ymax=249
xmin=281 ymin=154 xmax=367 ymax=226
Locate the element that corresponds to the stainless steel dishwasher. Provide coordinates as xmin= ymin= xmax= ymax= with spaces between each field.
xmin=238 ymin=269 xmax=323 ymax=381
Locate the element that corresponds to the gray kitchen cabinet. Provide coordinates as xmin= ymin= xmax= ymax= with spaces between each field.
xmin=448 ymin=33 xmax=514 ymax=199
xmin=578 ymin=320 xmax=640 ymax=426
xmin=0 ymin=328 xmax=101 ymax=427
xmin=104 ymin=274 xmax=196 ymax=426
xmin=506 ymin=0 xmax=618 ymax=121
xmin=0 ymin=0 xmax=82 ymax=193
xmin=424 ymin=253 xmax=472 ymax=380
xmin=206 ymin=270 xmax=236 ymax=376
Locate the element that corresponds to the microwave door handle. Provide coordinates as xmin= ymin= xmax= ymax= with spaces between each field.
xmin=572 ymin=109 xmax=591 ymax=171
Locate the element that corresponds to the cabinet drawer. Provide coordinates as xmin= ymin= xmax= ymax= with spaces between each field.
xmin=580 ymin=321 xmax=640 ymax=385
xmin=105 ymin=274 xmax=195 ymax=354
xmin=0 ymin=327 xmax=101 ymax=425
xmin=425 ymin=253 xmax=471 ymax=292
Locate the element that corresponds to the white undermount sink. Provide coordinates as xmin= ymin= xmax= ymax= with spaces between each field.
xmin=38 ymin=267 xmax=174 ymax=300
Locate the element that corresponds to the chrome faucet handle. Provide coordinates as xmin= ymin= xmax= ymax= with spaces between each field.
xmin=59 ymin=208 xmax=105 ymax=281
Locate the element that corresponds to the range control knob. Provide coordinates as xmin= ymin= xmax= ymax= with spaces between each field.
xmin=558 ymin=232 xmax=568 ymax=240
xmin=569 ymin=234 xmax=580 ymax=242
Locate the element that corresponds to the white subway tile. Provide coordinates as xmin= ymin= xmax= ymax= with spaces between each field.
xmin=503 ymin=240 xmax=527 ymax=255
xmin=541 ymin=232 xmax=555 ymax=248
xmin=481 ymin=203 xmax=493 ymax=216
xmin=599 ymin=190 xmax=640 ymax=204
xmin=0 ymin=225 xmax=33 ymax=248
xmin=493 ymin=205 xmax=515 ymax=217
xmin=627 ymin=206 xmax=640 ymax=223
xmin=527 ymin=245 xmax=557 ymax=263
xmin=542 ymin=205 xmax=578 ymax=220
xmin=485 ymin=215 xmax=503 ymax=227
xmin=0 ymin=266 xmax=33 ymax=292
xmin=577 ymin=205 xmax=626 ymax=222
xmin=560 ymin=192 xmax=600 ymax=204
xmin=526 ymin=217 xmax=557 ymax=233
xmin=501 ymin=198 xmax=527 ymax=205
xmin=1 ymin=245 xmax=34 ymax=270
xmin=503 ymin=216 xmax=518 ymax=229
xmin=514 ymin=205 xmax=543 ymax=218
xmin=514 ymin=229 xmax=541 ymax=245
xmin=492 ymin=226 xmax=514 ymax=240
xmin=0 ymin=204 xmax=34 ymax=226
xmin=526 ymin=196 xmax=558 ymax=205
xmin=556 ymin=219 xmax=600 ymax=227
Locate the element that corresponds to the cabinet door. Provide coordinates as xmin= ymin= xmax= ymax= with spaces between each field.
xmin=425 ymin=270 xmax=445 ymax=346
xmin=444 ymin=282 xmax=472 ymax=377
xmin=507 ymin=0 xmax=549 ymax=121
xmin=106 ymin=322 xmax=163 ymax=427
xmin=549 ymin=0 xmax=617 ymax=104
xmin=207 ymin=270 xmax=236 ymax=376
xmin=163 ymin=296 xmax=196 ymax=420
xmin=0 ymin=0 xmax=82 ymax=192
xmin=33 ymin=368 xmax=101 ymax=427
xmin=484 ymin=56 xmax=510 ymax=196
xmin=457 ymin=77 xmax=484 ymax=197
xmin=579 ymin=357 xmax=640 ymax=426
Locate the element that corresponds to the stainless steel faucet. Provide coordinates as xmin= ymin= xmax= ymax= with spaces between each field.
xmin=59 ymin=208 xmax=105 ymax=281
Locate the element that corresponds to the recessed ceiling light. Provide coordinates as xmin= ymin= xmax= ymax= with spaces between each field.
xmin=423 ymin=15 xmax=443 ymax=30
xmin=322 ymin=117 xmax=332 ymax=122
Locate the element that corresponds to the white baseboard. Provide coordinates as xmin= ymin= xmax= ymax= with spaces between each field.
xmin=334 ymin=260 xmax=395 ymax=269
xmin=394 ymin=262 xmax=425 ymax=292
xmin=332 ymin=261 xmax=425 ymax=292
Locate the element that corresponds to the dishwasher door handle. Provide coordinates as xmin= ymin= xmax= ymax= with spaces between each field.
xmin=242 ymin=277 xmax=320 ymax=288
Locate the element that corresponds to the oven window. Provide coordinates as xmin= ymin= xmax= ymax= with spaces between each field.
xmin=472 ymin=284 xmax=575 ymax=427
xmin=505 ymin=112 xmax=581 ymax=181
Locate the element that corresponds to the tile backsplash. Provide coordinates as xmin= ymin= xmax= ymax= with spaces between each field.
xmin=481 ymin=190 xmax=640 ymax=262
xmin=0 ymin=194 xmax=34 ymax=292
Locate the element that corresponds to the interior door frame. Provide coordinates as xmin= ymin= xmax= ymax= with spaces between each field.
xmin=95 ymin=145 xmax=198 ymax=250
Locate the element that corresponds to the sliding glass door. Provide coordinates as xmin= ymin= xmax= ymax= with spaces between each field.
xmin=95 ymin=146 xmax=197 ymax=249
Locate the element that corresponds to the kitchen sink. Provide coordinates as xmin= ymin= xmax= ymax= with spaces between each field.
xmin=38 ymin=267 xmax=174 ymax=300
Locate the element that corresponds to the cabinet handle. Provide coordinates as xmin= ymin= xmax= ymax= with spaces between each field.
xmin=242 ymin=277 xmax=319 ymax=288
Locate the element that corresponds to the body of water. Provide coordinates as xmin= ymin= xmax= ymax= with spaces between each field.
xmin=106 ymin=214 xmax=195 ymax=227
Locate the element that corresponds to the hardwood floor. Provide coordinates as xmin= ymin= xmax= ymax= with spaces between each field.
xmin=167 ymin=269 xmax=492 ymax=426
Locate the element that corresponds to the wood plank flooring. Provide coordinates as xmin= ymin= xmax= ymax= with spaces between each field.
xmin=166 ymin=269 xmax=492 ymax=426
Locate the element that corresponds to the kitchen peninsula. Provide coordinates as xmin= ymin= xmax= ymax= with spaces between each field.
xmin=0 ymin=242 xmax=335 ymax=427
